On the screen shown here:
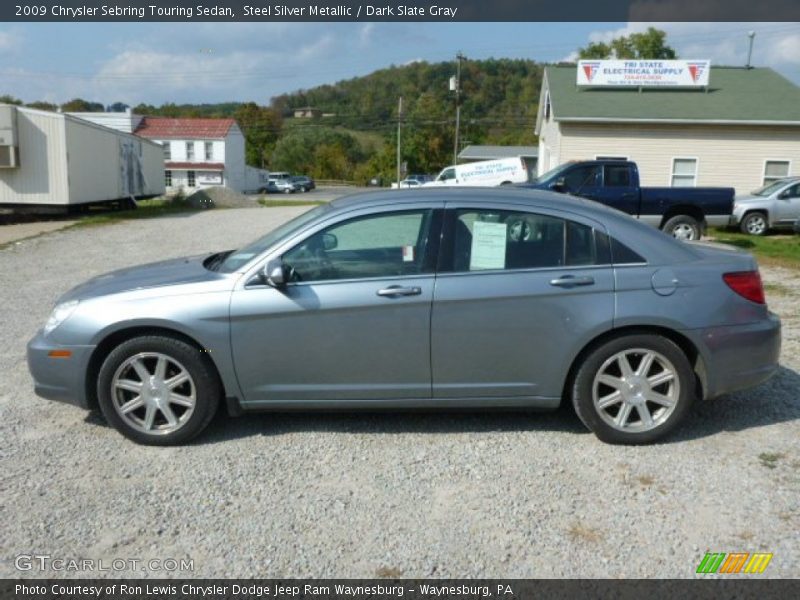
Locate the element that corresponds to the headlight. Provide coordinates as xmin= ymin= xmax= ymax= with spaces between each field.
xmin=44 ymin=300 xmax=79 ymax=335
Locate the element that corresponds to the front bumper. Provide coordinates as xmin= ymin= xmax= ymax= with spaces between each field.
xmin=692 ymin=312 xmax=781 ymax=400
xmin=27 ymin=330 xmax=95 ymax=409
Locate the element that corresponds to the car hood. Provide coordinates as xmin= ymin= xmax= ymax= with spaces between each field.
xmin=59 ymin=254 xmax=226 ymax=303
xmin=734 ymin=194 xmax=767 ymax=204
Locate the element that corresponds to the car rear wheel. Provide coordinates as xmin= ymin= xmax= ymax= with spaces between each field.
xmin=571 ymin=334 xmax=694 ymax=444
xmin=662 ymin=215 xmax=701 ymax=241
xmin=97 ymin=335 xmax=220 ymax=445
xmin=740 ymin=212 xmax=768 ymax=236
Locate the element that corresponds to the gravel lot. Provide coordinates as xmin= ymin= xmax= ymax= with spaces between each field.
xmin=1 ymin=207 xmax=798 ymax=579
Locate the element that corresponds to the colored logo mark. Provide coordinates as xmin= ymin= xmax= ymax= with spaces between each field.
xmin=582 ymin=62 xmax=601 ymax=82
xmin=687 ymin=62 xmax=706 ymax=82
xmin=696 ymin=552 xmax=773 ymax=574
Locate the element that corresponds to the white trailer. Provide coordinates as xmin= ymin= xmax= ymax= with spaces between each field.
xmin=0 ymin=105 xmax=165 ymax=213
xmin=424 ymin=157 xmax=531 ymax=187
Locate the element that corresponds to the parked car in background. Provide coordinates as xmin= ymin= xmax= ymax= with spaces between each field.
xmin=730 ymin=177 xmax=800 ymax=235
xmin=290 ymin=175 xmax=316 ymax=192
xmin=425 ymin=158 xmax=530 ymax=187
xmin=391 ymin=174 xmax=434 ymax=189
xmin=523 ymin=160 xmax=735 ymax=241
xmin=794 ymin=218 xmax=800 ymax=234
xmin=259 ymin=180 xmax=296 ymax=194
xmin=28 ymin=188 xmax=779 ymax=446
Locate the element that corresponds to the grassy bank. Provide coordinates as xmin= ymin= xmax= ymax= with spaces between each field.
xmin=708 ymin=228 xmax=800 ymax=270
xmin=68 ymin=197 xmax=201 ymax=228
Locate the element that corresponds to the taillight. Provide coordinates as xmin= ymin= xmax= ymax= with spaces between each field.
xmin=723 ymin=271 xmax=765 ymax=304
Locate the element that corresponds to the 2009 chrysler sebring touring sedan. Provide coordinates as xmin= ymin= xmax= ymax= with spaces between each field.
xmin=28 ymin=189 xmax=781 ymax=445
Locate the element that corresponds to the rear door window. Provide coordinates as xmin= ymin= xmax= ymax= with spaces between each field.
xmin=442 ymin=209 xmax=605 ymax=272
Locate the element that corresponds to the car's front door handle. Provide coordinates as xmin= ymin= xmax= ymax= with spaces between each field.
xmin=549 ymin=275 xmax=595 ymax=288
xmin=376 ymin=286 xmax=422 ymax=297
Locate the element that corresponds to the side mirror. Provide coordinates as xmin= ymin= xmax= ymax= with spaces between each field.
xmin=262 ymin=258 xmax=286 ymax=288
xmin=322 ymin=232 xmax=338 ymax=251
xmin=550 ymin=177 xmax=566 ymax=192
xmin=778 ymin=191 xmax=791 ymax=200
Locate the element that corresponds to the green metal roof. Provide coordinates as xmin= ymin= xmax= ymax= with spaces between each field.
xmin=545 ymin=65 xmax=800 ymax=124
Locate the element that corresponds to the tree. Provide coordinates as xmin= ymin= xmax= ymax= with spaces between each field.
xmin=577 ymin=27 xmax=677 ymax=60
xmin=233 ymin=102 xmax=282 ymax=167
xmin=107 ymin=102 xmax=130 ymax=113
xmin=60 ymin=98 xmax=104 ymax=112
xmin=0 ymin=95 xmax=22 ymax=105
xmin=270 ymin=127 xmax=364 ymax=180
xmin=26 ymin=101 xmax=58 ymax=111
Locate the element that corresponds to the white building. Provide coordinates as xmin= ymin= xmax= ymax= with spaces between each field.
xmin=0 ymin=105 xmax=165 ymax=213
xmin=536 ymin=65 xmax=800 ymax=194
xmin=133 ymin=117 xmax=248 ymax=193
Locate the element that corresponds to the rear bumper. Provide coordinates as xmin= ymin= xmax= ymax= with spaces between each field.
xmin=690 ymin=313 xmax=781 ymax=400
xmin=27 ymin=330 xmax=95 ymax=409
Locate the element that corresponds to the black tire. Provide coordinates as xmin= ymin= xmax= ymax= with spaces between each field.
xmin=97 ymin=335 xmax=220 ymax=445
xmin=662 ymin=214 xmax=702 ymax=241
xmin=740 ymin=211 xmax=768 ymax=236
xmin=571 ymin=333 xmax=695 ymax=445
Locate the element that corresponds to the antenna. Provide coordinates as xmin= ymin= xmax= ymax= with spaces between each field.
xmin=746 ymin=31 xmax=756 ymax=69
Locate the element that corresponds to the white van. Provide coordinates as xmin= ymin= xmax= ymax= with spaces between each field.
xmin=425 ymin=157 xmax=531 ymax=187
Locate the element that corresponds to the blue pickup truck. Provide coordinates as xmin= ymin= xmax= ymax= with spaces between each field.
xmin=521 ymin=160 xmax=734 ymax=241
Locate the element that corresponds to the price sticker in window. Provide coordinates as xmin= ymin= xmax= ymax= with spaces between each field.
xmin=402 ymin=245 xmax=415 ymax=262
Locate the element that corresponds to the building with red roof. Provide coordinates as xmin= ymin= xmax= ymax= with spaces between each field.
xmin=134 ymin=116 xmax=248 ymax=192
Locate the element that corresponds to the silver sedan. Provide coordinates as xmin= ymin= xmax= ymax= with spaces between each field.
xmin=28 ymin=189 xmax=781 ymax=445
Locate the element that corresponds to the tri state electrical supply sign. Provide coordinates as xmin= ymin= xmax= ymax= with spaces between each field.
xmin=577 ymin=60 xmax=711 ymax=87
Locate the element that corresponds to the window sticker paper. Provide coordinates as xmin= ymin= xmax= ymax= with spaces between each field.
xmin=470 ymin=221 xmax=507 ymax=270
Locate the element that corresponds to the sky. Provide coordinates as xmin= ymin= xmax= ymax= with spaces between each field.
xmin=0 ymin=21 xmax=798 ymax=106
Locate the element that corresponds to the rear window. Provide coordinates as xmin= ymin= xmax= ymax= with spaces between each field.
xmin=595 ymin=231 xmax=646 ymax=264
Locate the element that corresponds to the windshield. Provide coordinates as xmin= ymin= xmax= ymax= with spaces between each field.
xmin=215 ymin=204 xmax=329 ymax=273
xmin=751 ymin=179 xmax=792 ymax=196
xmin=533 ymin=163 xmax=570 ymax=185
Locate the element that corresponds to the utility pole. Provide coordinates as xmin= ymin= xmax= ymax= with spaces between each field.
xmin=746 ymin=31 xmax=756 ymax=69
xmin=396 ymin=96 xmax=403 ymax=188
xmin=452 ymin=52 xmax=465 ymax=165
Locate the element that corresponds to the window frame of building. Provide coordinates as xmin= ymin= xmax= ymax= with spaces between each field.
xmin=186 ymin=142 xmax=195 ymax=160
xmin=595 ymin=155 xmax=629 ymax=161
xmin=162 ymin=141 xmax=171 ymax=160
xmin=544 ymin=91 xmax=551 ymax=120
xmin=205 ymin=141 xmax=214 ymax=161
xmin=187 ymin=170 xmax=196 ymax=187
xmin=670 ymin=157 xmax=698 ymax=187
xmin=165 ymin=170 xmax=172 ymax=188
xmin=763 ymin=159 xmax=791 ymax=186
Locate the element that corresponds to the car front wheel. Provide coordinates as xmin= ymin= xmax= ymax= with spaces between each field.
xmin=97 ymin=335 xmax=220 ymax=445
xmin=740 ymin=212 xmax=768 ymax=236
xmin=571 ymin=334 xmax=694 ymax=444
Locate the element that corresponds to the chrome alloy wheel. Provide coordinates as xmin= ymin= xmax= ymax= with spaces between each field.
xmin=592 ymin=348 xmax=680 ymax=433
xmin=744 ymin=214 xmax=767 ymax=235
xmin=110 ymin=352 xmax=196 ymax=435
xmin=671 ymin=223 xmax=697 ymax=241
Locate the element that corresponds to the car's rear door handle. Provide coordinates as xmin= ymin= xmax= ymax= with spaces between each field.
xmin=550 ymin=275 xmax=595 ymax=288
xmin=376 ymin=286 xmax=422 ymax=297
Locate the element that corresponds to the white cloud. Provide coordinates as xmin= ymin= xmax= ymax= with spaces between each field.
xmin=0 ymin=29 xmax=21 ymax=52
xmin=359 ymin=23 xmax=375 ymax=47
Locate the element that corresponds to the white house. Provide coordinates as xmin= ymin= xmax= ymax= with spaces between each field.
xmin=134 ymin=117 xmax=247 ymax=192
